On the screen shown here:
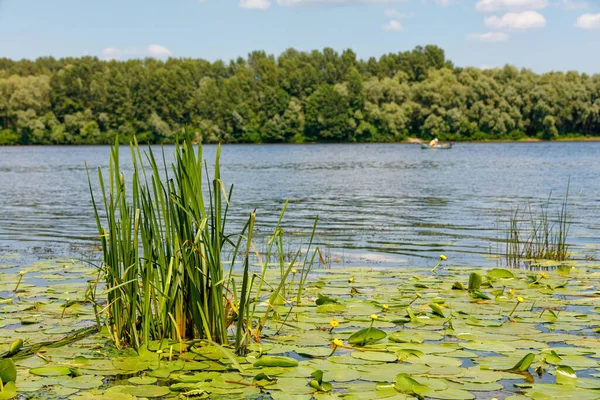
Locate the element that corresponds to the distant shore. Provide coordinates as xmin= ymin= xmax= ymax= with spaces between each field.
xmin=3 ymin=136 xmax=600 ymax=147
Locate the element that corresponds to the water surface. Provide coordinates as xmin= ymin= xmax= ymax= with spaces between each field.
xmin=1 ymin=143 xmax=599 ymax=267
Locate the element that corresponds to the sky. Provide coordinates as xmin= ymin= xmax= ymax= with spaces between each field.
xmin=0 ymin=0 xmax=599 ymax=73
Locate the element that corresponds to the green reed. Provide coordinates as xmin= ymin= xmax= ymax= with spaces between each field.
xmin=505 ymin=184 xmax=571 ymax=267
xmin=88 ymin=137 xmax=319 ymax=354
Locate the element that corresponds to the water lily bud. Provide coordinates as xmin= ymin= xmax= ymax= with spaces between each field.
xmin=517 ymin=296 xmax=524 ymax=303
xmin=330 ymin=318 xmax=339 ymax=329
xmin=440 ymin=254 xmax=447 ymax=261
xmin=383 ymin=304 xmax=389 ymax=310
xmin=540 ymin=272 xmax=548 ymax=279
xmin=416 ymin=292 xmax=423 ymax=299
xmin=292 ymin=269 xmax=297 ymax=274
xmin=65 ymin=298 xmax=70 ymax=302
xmin=19 ymin=271 xmax=25 ymax=276
xmin=370 ymin=314 xmax=379 ymax=320
xmin=348 ymin=277 xmax=354 ymax=284
xmin=333 ymin=338 xmax=343 ymax=347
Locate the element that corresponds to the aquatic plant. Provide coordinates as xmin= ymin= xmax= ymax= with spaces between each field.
xmin=505 ymin=184 xmax=572 ymax=267
xmin=88 ymin=138 xmax=318 ymax=353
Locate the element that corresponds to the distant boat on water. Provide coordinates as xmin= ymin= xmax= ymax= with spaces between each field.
xmin=421 ymin=142 xmax=453 ymax=150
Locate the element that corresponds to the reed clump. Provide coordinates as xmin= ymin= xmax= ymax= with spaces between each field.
xmin=88 ymin=138 xmax=319 ymax=354
xmin=505 ymin=184 xmax=572 ymax=268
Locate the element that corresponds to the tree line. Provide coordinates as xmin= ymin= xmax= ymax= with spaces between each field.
xmin=1 ymin=45 xmax=599 ymax=145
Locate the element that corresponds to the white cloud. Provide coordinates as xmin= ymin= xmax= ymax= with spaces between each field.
xmin=467 ymin=31 xmax=509 ymax=42
xmin=562 ymin=0 xmax=588 ymax=9
xmin=484 ymin=11 xmax=546 ymax=30
xmin=384 ymin=8 xmax=414 ymax=18
xmin=479 ymin=64 xmax=498 ymax=69
xmin=576 ymin=13 xmax=600 ymax=29
xmin=147 ymin=45 xmax=173 ymax=57
xmin=240 ymin=0 xmax=272 ymax=8
xmin=475 ymin=0 xmax=547 ymax=12
xmin=101 ymin=44 xmax=173 ymax=60
xmin=277 ymin=0 xmax=407 ymax=6
xmin=382 ymin=20 xmax=403 ymax=31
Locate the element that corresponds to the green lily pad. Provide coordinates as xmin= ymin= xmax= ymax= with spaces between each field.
xmin=350 ymin=351 xmax=397 ymax=363
xmin=556 ymin=365 xmax=577 ymax=385
xmin=0 ymin=359 xmax=16 ymax=384
xmin=348 ymin=327 xmax=387 ymax=346
xmin=254 ymin=356 xmax=298 ymax=368
xmin=29 ymin=366 xmax=73 ymax=377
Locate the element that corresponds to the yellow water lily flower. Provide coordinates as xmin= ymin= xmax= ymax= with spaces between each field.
xmin=370 ymin=314 xmax=379 ymax=320
xmin=508 ymin=288 xmax=515 ymax=295
xmin=348 ymin=277 xmax=355 ymax=284
xmin=65 ymin=298 xmax=70 ymax=302
xmin=292 ymin=269 xmax=297 ymax=274
xmin=19 ymin=271 xmax=25 ymax=276
xmin=330 ymin=318 xmax=339 ymax=329
xmin=416 ymin=292 xmax=423 ymax=299
xmin=383 ymin=304 xmax=389 ymax=310
xmin=333 ymin=338 xmax=344 ymax=347
xmin=540 ymin=272 xmax=548 ymax=279
xmin=517 ymin=296 xmax=524 ymax=303
xmin=440 ymin=254 xmax=447 ymax=261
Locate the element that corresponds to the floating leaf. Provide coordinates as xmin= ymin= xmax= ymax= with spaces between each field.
xmin=118 ymin=385 xmax=171 ymax=398
xmin=254 ymin=356 xmax=298 ymax=368
xmin=0 ymin=382 xmax=17 ymax=400
xmin=350 ymin=351 xmax=397 ymax=363
xmin=486 ymin=269 xmax=514 ymax=279
xmin=556 ymin=365 xmax=577 ymax=386
xmin=29 ymin=366 xmax=73 ymax=377
xmin=508 ymin=353 xmax=535 ymax=372
xmin=253 ymin=372 xmax=277 ymax=387
xmin=0 ymin=359 xmax=16 ymax=384
xmin=394 ymin=373 xmax=428 ymax=396
xmin=128 ymin=376 xmax=158 ymax=385
xmin=348 ymin=327 xmax=387 ymax=346
xmin=315 ymin=293 xmax=337 ymax=305
xmin=429 ymin=303 xmax=446 ymax=318
xmin=309 ymin=370 xmax=332 ymax=392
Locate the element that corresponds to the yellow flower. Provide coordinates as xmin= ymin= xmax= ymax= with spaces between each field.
xmin=508 ymin=288 xmax=515 ymax=295
xmin=540 ymin=272 xmax=548 ymax=279
xmin=383 ymin=304 xmax=389 ymax=310
xmin=439 ymin=254 xmax=447 ymax=261
xmin=19 ymin=271 xmax=25 ymax=276
xmin=333 ymin=338 xmax=343 ymax=347
xmin=348 ymin=277 xmax=355 ymax=284
xmin=330 ymin=318 xmax=339 ymax=329
xmin=65 ymin=298 xmax=70 ymax=302
xmin=291 ymin=269 xmax=297 ymax=274
xmin=416 ymin=292 xmax=423 ymax=299
xmin=517 ymin=296 xmax=524 ymax=303
xmin=370 ymin=314 xmax=379 ymax=320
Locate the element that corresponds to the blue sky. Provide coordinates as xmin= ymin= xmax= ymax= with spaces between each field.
xmin=0 ymin=0 xmax=599 ymax=73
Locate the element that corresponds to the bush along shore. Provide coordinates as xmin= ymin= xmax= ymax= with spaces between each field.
xmin=0 ymin=141 xmax=599 ymax=399
xmin=2 ymin=45 xmax=600 ymax=145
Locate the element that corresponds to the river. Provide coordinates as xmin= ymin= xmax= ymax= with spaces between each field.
xmin=1 ymin=142 xmax=599 ymax=268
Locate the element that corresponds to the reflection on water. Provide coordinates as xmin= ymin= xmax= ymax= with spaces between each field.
xmin=0 ymin=143 xmax=599 ymax=267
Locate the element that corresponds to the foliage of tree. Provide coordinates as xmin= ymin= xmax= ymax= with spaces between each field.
xmin=1 ymin=46 xmax=599 ymax=145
